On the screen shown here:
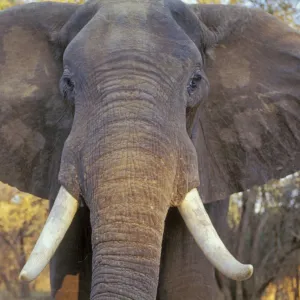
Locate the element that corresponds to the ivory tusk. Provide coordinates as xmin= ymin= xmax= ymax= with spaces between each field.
xmin=178 ymin=188 xmax=253 ymax=281
xmin=19 ymin=187 xmax=78 ymax=281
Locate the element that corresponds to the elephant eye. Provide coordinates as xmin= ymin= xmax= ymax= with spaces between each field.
xmin=62 ymin=77 xmax=75 ymax=93
xmin=187 ymin=70 xmax=202 ymax=96
xmin=65 ymin=78 xmax=75 ymax=90
xmin=60 ymin=72 xmax=75 ymax=101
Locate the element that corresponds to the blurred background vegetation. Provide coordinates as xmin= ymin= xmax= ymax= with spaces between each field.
xmin=0 ymin=0 xmax=299 ymax=299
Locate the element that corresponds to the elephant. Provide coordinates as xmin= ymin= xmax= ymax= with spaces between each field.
xmin=0 ymin=0 xmax=300 ymax=299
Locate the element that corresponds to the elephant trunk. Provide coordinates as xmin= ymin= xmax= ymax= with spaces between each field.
xmin=88 ymin=156 xmax=171 ymax=299
xmin=90 ymin=190 xmax=168 ymax=299
xmin=81 ymin=114 xmax=175 ymax=299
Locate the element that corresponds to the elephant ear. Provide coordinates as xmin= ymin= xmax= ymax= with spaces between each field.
xmin=190 ymin=5 xmax=300 ymax=203
xmin=0 ymin=2 xmax=78 ymax=198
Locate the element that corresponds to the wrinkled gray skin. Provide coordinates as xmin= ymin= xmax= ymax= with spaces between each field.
xmin=0 ymin=0 xmax=300 ymax=299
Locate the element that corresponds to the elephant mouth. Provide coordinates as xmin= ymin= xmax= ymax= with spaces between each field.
xmin=19 ymin=186 xmax=253 ymax=282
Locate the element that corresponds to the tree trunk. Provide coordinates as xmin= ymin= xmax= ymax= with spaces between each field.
xmin=0 ymin=273 xmax=18 ymax=299
xmin=295 ymin=266 xmax=300 ymax=300
xmin=236 ymin=188 xmax=257 ymax=300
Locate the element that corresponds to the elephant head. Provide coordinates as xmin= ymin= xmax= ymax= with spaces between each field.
xmin=0 ymin=1 xmax=299 ymax=299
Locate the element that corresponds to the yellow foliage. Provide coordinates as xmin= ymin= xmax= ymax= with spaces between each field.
xmin=0 ymin=0 xmax=22 ymax=10
xmin=0 ymin=0 xmax=84 ymax=10
xmin=39 ymin=0 xmax=85 ymax=3
xmin=0 ymin=183 xmax=48 ymax=233
xmin=262 ymin=276 xmax=300 ymax=300
xmin=198 ymin=0 xmax=242 ymax=4
xmin=0 ymin=182 xmax=50 ymax=296
xmin=198 ymin=0 xmax=221 ymax=4
xmin=228 ymin=193 xmax=242 ymax=228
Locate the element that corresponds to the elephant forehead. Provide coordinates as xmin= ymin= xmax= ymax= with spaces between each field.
xmin=112 ymin=1 xmax=150 ymax=22
xmin=0 ymin=26 xmax=40 ymax=99
xmin=74 ymin=2 xmax=194 ymax=60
